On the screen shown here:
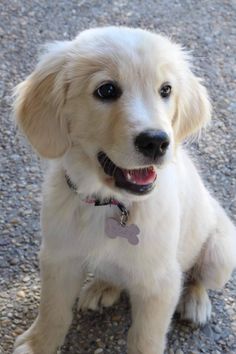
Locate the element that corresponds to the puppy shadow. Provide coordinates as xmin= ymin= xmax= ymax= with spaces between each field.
xmin=62 ymin=292 xmax=131 ymax=354
xmin=61 ymin=286 xmax=236 ymax=354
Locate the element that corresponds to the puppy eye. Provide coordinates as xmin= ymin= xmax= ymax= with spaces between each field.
xmin=94 ymin=82 xmax=122 ymax=101
xmin=160 ymin=83 xmax=172 ymax=98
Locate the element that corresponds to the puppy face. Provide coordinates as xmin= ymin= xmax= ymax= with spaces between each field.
xmin=14 ymin=27 xmax=211 ymax=198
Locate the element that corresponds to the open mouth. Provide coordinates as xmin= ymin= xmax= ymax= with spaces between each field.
xmin=97 ymin=151 xmax=157 ymax=195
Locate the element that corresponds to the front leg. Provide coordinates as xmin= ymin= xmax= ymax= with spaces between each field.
xmin=13 ymin=255 xmax=83 ymax=354
xmin=128 ymin=269 xmax=182 ymax=354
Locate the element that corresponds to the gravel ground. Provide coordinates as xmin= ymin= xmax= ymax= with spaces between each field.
xmin=0 ymin=1 xmax=235 ymax=353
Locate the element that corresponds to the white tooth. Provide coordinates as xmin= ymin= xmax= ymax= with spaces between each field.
xmin=127 ymin=172 xmax=131 ymax=181
xmin=131 ymin=173 xmax=137 ymax=184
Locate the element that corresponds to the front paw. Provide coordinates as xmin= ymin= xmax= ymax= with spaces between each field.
xmin=13 ymin=330 xmax=34 ymax=354
xmin=13 ymin=331 xmax=57 ymax=354
xmin=13 ymin=342 xmax=34 ymax=354
xmin=13 ymin=342 xmax=57 ymax=354
xmin=127 ymin=328 xmax=165 ymax=354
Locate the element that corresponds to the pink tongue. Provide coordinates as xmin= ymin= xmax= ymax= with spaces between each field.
xmin=123 ymin=167 xmax=157 ymax=185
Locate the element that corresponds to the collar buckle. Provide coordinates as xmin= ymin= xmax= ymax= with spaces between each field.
xmin=117 ymin=203 xmax=129 ymax=226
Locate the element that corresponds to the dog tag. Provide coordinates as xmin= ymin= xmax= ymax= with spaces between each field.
xmin=105 ymin=217 xmax=140 ymax=245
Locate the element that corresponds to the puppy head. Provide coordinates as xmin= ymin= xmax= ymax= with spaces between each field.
xmin=14 ymin=27 xmax=211 ymax=198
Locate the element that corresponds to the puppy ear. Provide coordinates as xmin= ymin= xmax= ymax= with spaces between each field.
xmin=13 ymin=43 xmax=71 ymax=158
xmin=173 ymin=72 xmax=212 ymax=143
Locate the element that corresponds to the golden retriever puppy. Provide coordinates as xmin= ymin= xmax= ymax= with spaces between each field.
xmin=13 ymin=27 xmax=236 ymax=354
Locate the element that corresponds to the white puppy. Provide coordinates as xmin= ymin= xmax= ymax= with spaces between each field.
xmin=13 ymin=27 xmax=236 ymax=354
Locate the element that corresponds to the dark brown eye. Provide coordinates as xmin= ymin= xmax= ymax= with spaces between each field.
xmin=94 ymin=82 xmax=122 ymax=101
xmin=160 ymin=83 xmax=172 ymax=98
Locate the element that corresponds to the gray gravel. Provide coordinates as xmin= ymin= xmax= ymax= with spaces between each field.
xmin=0 ymin=1 xmax=236 ymax=353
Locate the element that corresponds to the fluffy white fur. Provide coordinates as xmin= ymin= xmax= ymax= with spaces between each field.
xmin=13 ymin=27 xmax=236 ymax=354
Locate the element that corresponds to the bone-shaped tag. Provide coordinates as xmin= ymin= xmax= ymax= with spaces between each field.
xmin=105 ymin=217 xmax=140 ymax=245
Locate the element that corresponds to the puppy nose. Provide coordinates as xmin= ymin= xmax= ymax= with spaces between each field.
xmin=135 ymin=129 xmax=170 ymax=160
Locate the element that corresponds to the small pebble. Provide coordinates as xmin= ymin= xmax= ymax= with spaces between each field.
xmin=22 ymin=276 xmax=30 ymax=283
xmin=175 ymin=349 xmax=184 ymax=354
xmin=94 ymin=349 xmax=104 ymax=354
xmin=17 ymin=290 xmax=26 ymax=298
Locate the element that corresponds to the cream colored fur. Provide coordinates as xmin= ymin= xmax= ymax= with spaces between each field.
xmin=13 ymin=27 xmax=236 ymax=354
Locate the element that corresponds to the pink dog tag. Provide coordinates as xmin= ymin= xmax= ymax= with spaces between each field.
xmin=105 ymin=217 xmax=140 ymax=245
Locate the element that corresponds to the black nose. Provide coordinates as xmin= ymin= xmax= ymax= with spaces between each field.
xmin=135 ymin=129 xmax=170 ymax=160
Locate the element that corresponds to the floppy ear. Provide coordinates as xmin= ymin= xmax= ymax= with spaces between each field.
xmin=13 ymin=42 xmax=71 ymax=158
xmin=173 ymin=72 xmax=212 ymax=143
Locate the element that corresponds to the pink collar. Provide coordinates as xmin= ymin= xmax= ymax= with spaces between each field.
xmin=65 ymin=173 xmax=129 ymax=225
